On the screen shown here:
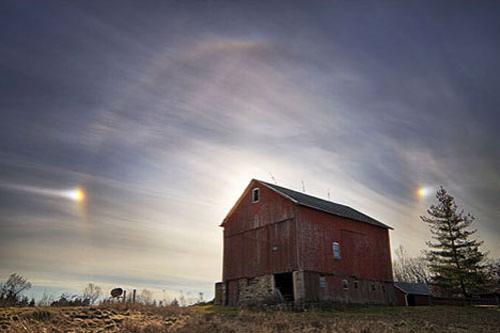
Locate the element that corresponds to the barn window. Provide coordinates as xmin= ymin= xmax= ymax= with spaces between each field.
xmin=319 ymin=276 xmax=326 ymax=288
xmin=252 ymin=188 xmax=260 ymax=203
xmin=371 ymin=284 xmax=376 ymax=291
xmin=354 ymin=280 xmax=359 ymax=289
xmin=332 ymin=242 xmax=341 ymax=259
xmin=342 ymin=279 xmax=349 ymax=289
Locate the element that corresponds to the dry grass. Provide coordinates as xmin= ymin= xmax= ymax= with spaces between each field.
xmin=0 ymin=304 xmax=498 ymax=332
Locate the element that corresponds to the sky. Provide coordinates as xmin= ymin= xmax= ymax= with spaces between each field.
xmin=1 ymin=0 xmax=499 ymax=302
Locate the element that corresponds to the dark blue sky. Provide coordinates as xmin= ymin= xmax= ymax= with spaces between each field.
xmin=1 ymin=0 xmax=499 ymax=300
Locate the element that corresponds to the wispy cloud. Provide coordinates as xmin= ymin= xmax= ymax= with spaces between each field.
xmin=1 ymin=0 xmax=499 ymax=299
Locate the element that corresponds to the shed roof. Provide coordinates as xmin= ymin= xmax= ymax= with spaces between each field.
xmin=259 ymin=180 xmax=392 ymax=230
xmin=394 ymin=282 xmax=431 ymax=296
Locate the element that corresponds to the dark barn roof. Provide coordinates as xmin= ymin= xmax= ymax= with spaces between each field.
xmin=394 ymin=282 xmax=431 ymax=296
xmin=259 ymin=180 xmax=392 ymax=230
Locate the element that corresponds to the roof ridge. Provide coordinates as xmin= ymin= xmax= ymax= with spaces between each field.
xmin=258 ymin=179 xmax=337 ymax=203
xmin=255 ymin=179 xmax=392 ymax=230
xmin=258 ymin=179 xmax=346 ymax=206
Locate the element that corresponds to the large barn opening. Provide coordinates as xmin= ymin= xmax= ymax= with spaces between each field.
xmin=274 ymin=272 xmax=294 ymax=302
xmin=407 ymin=294 xmax=416 ymax=306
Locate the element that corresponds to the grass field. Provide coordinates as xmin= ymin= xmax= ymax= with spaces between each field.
xmin=1 ymin=304 xmax=499 ymax=332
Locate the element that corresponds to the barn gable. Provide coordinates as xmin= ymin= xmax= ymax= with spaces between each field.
xmin=221 ymin=179 xmax=296 ymax=230
xmin=221 ymin=179 xmax=298 ymax=281
xmin=220 ymin=180 xmax=260 ymax=226
xmin=222 ymin=179 xmax=392 ymax=230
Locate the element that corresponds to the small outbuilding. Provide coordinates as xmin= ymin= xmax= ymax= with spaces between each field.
xmin=394 ymin=282 xmax=432 ymax=306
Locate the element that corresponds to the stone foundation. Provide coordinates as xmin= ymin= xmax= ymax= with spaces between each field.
xmin=214 ymin=282 xmax=225 ymax=305
xmin=238 ymin=274 xmax=275 ymax=305
xmin=216 ymin=271 xmax=395 ymax=306
xmin=218 ymin=274 xmax=276 ymax=306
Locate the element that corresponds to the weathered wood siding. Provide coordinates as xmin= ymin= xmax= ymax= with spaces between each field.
xmin=296 ymin=206 xmax=393 ymax=282
xmin=223 ymin=180 xmax=298 ymax=281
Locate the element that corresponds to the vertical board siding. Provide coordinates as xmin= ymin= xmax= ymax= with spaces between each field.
xmin=297 ymin=206 xmax=393 ymax=282
xmin=223 ymin=180 xmax=297 ymax=281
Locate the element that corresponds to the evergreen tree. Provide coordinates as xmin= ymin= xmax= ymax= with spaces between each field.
xmin=421 ymin=186 xmax=489 ymax=297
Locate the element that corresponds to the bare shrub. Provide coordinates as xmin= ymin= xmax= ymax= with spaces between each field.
xmin=393 ymin=245 xmax=430 ymax=283
xmin=83 ymin=283 xmax=102 ymax=305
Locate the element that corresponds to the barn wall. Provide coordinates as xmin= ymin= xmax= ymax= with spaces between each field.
xmin=227 ymin=280 xmax=239 ymax=306
xmin=394 ymin=287 xmax=407 ymax=306
xmin=294 ymin=272 xmax=394 ymax=304
xmin=303 ymin=271 xmax=320 ymax=303
xmin=223 ymin=181 xmax=298 ymax=281
xmin=296 ymin=206 xmax=393 ymax=282
xmin=413 ymin=295 xmax=432 ymax=306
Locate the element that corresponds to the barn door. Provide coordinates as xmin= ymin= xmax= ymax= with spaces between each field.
xmin=274 ymin=272 xmax=294 ymax=302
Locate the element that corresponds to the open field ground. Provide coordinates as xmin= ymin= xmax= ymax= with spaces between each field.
xmin=0 ymin=304 xmax=499 ymax=333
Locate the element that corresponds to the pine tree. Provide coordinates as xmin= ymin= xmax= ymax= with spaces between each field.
xmin=421 ymin=186 xmax=489 ymax=297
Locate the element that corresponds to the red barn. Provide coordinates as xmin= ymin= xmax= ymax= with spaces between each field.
xmin=214 ymin=179 xmax=395 ymax=306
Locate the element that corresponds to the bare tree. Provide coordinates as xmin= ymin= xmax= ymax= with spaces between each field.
xmin=198 ymin=292 xmax=204 ymax=303
xmin=484 ymin=258 xmax=500 ymax=292
xmin=138 ymin=289 xmax=153 ymax=305
xmin=178 ymin=290 xmax=186 ymax=306
xmin=38 ymin=291 xmax=54 ymax=306
xmin=393 ymin=245 xmax=431 ymax=283
xmin=170 ymin=298 xmax=179 ymax=307
xmin=83 ymin=283 xmax=102 ymax=305
xmin=0 ymin=273 xmax=32 ymax=305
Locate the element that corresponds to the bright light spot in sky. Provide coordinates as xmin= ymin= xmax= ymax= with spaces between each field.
xmin=65 ymin=187 xmax=86 ymax=202
xmin=0 ymin=183 xmax=88 ymax=203
xmin=417 ymin=186 xmax=432 ymax=199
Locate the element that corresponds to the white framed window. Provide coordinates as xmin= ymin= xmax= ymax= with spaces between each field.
xmin=332 ymin=241 xmax=341 ymax=259
xmin=342 ymin=279 xmax=349 ymax=289
xmin=319 ymin=276 xmax=326 ymax=288
xmin=251 ymin=188 xmax=260 ymax=203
